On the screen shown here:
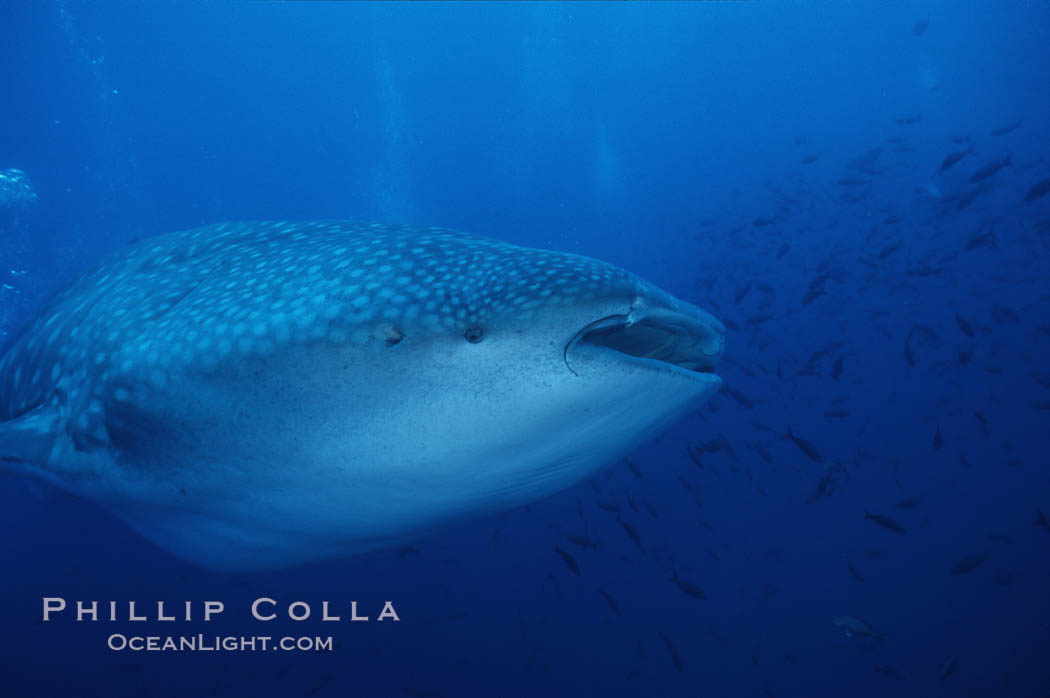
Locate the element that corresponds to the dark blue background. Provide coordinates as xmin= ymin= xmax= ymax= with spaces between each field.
xmin=1 ymin=2 xmax=1048 ymax=696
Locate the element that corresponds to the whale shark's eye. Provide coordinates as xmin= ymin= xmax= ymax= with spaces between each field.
xmin=464 ymin=327 xmax=483 ymax=343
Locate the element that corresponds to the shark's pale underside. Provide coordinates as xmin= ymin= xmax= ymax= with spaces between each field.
xmin=0 ymin=221 xmax=724 ymax=571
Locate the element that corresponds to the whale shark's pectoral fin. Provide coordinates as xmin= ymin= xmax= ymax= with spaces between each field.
xmin=0 ymin=404 xmax=64 ymax=474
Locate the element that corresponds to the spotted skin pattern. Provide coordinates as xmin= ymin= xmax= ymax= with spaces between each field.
xmin=0 ymin=220 xmax=635 ymax=443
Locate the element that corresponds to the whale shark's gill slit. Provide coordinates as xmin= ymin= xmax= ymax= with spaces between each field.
xmin=568 ymin=315 xmax=719 ymax=375
xmin=1 ymin=398 xmax=45 ymax=423
xmin=144 ymin=277 xmax=209 ymax=323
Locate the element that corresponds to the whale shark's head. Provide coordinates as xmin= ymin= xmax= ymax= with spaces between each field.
xmin=0 ymin=221 xmax=726 ymax=570
xmin=321 ymin=229 xmax=727 ymax=520
xmin=438 ymin=266 xmax=725 ymax=505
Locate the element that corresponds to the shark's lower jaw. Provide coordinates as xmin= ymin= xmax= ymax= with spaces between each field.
xmin=565 ymin=306 xmax=725 ymax=381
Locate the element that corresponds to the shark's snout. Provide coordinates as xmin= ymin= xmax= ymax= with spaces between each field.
xmin=564 ymin=294 xmax=725 ymax=379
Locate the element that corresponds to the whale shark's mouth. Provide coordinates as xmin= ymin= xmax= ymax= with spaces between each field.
xmin=565 ymin=309 xmax=724 ymax=378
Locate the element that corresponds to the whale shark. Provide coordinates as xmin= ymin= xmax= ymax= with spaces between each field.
xmin=0 ymin=221 xmax=724 ymax=571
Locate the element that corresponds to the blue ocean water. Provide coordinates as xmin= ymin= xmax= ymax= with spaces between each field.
xmin=1 ymin=1 xmax=1049 ymax=696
